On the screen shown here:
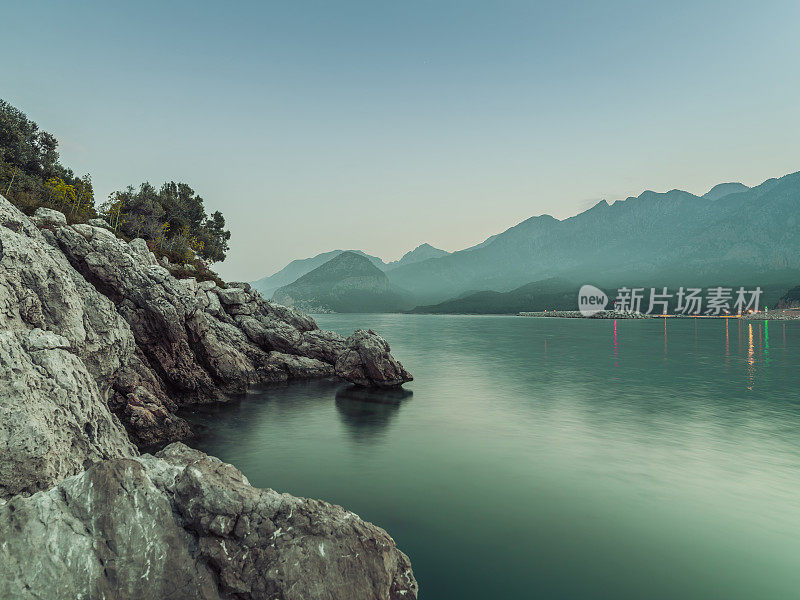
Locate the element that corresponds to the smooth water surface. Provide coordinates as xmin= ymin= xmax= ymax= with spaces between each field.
xmin=187 ymin=315 xmax=800 ymax=599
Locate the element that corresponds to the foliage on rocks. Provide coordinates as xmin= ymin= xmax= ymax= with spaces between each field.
xmin=0 ymin=100 xmax=97 ymax=222
xmin=102 ymin=181 xmax=231 ymax=263
xmin=0 ymin=98 xmax=231 ymax=263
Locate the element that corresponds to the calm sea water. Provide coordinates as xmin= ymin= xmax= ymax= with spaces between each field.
xmin=186 ymin=315 xmax=800 ymax=599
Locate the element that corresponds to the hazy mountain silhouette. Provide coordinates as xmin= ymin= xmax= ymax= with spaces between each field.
xmin=252 ymin=244 xmax=448 ymax=298
xmin=701 ymin=182 xmax=750 ymax=200
xmin=387 ymin=171 xmax=800 ymax=304
xmin=412 ymin=278 xmax=578 ymax=314
xmin=778 ymin=285 xmax=800 ymax=308
xmin=385 ymin=243 xmax=449 ymax=268
xmin=415 ymin=279 xmax=790 ymax=314
xmin=251 ymin=249 xmax=384 ymax=299
xmin=271 ymin=251 xmax=415 ymax=313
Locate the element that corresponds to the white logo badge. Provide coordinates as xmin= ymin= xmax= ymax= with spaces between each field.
xmin=578 ymin=284 xmax=608 ymax=316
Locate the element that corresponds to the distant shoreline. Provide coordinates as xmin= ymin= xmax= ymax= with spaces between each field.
xmin=518 ymin=309 xmax=800 ymax=321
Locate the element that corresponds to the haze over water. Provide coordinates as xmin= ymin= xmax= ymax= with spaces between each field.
xmin=188 ymin=315 xmax=800 ymax=599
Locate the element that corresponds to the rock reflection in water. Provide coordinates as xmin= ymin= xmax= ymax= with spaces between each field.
xmin=335 ymin=385 xmax=412 ymax=443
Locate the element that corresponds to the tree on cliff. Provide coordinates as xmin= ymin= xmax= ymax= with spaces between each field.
xmin=0 ymin=99 xmax=96 ymax=221
xmin=0 ymin=98 xmax=231 ymax=264
xmin=102 ymin=181 xmax=231 ymax=263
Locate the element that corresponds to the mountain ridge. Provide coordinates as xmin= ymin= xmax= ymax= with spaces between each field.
xmin=386 ymin=171 xmax=800 ymax=304
xmin=272 ymin=251 xmax=415 ymax=313
xmin=702 ymin=182 xmax=750 ymax=200
xmin=252 ymin=244 xmax=449 ymax=298
xmin=253 ymin=170 xmax=800 ymax=309
xmin=412 ymin=277 xmax=578 ymax=314
xmin=386 ymin=243 xmax=450 ymax=268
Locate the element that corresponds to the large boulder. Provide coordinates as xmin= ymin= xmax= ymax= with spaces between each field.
xmin=335 ymin=329 xmax=413 ymax=388
xmin=87 ymin=217 xmax=112 ymax=229
xmin=0 ymin=444 xmax=418 ymax=600
xmin=31 ymin=206 xmax=67 ymax=228
xmin=46 ymin=222 xmax=321 ymax=439
xmin=0 ymin=198 xmax=195 ymax=447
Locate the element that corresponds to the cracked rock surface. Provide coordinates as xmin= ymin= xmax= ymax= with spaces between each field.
xmin=335 ymin=329 xmax=414 ymax=388
xmin=0 ymin=444 xmax=418 ymax=600
xmin=0 ymin=198 xmax=137 ymax=498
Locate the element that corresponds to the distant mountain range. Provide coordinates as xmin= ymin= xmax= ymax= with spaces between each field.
xmin=701 ymin=182 xmax=750 ymax=201
xmin=411 ymin=278 xmax=578 ymax=314
xmin=271 ymin=251 xmax=415 ymax=313
xmin=252 ymin=244 xmax=449 ymax=299
xmin=388 ymin=172 xmax=800 ymax=304
xmin=385 ymin=243 xmax=449 ymax=269
xmin=253 ymin=170 xmax=800 ymax=313
xmin=778 ymin=285 xmax=800 ymax=308
xmin=412 ymin=279 xmax=791 ymax=314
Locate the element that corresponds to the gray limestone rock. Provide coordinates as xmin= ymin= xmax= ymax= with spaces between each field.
xmin=0 ymin=444 xmax=418 ymax=600
xmin=335 ymin=329 xmax=413 ymax=388
xmin=88 ymin=217 xmax=112 ymax=229
xmin=31 ymin=206 xmax=67 ymax=228
xmin=3 ymin=191 xmax=413 ymax=449
xmin=0 ymin=330 xmax=135 ymax=499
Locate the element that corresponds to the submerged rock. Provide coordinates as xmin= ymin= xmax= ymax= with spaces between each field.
xmin=335 ymin=329 xmax=413 ymax=388
xmin=0 ymin=444 xmax=418 ymax=600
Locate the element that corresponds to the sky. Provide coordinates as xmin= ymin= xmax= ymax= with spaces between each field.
xmin=4 ymin=1 xmax=800 ymax=280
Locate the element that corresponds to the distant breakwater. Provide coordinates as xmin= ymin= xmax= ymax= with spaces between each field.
xmin=518 ymin=310 xmax=651 ymax=319
xmin=519 ymin=310 xmax=800 ymax=321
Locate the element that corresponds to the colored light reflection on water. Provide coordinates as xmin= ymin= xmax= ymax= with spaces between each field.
xmin=186 ymin=315 xmax=800 ymax=600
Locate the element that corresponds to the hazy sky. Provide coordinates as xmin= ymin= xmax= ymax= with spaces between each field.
xmin=5 ymin=1 xmax=800 ymax=280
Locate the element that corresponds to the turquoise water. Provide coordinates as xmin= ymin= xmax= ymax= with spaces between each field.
xmin=187 ymin=315 xmax=800 ymax=599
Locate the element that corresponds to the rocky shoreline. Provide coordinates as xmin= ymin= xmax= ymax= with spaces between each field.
xmin=0 ymin=193 xmax=417 ymax=599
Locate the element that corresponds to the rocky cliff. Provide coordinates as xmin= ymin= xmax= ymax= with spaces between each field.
xmin=0 ymin=194 xmax=416 ymax=598
xmin=23 ymin=205 xmax=412 ymax=446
